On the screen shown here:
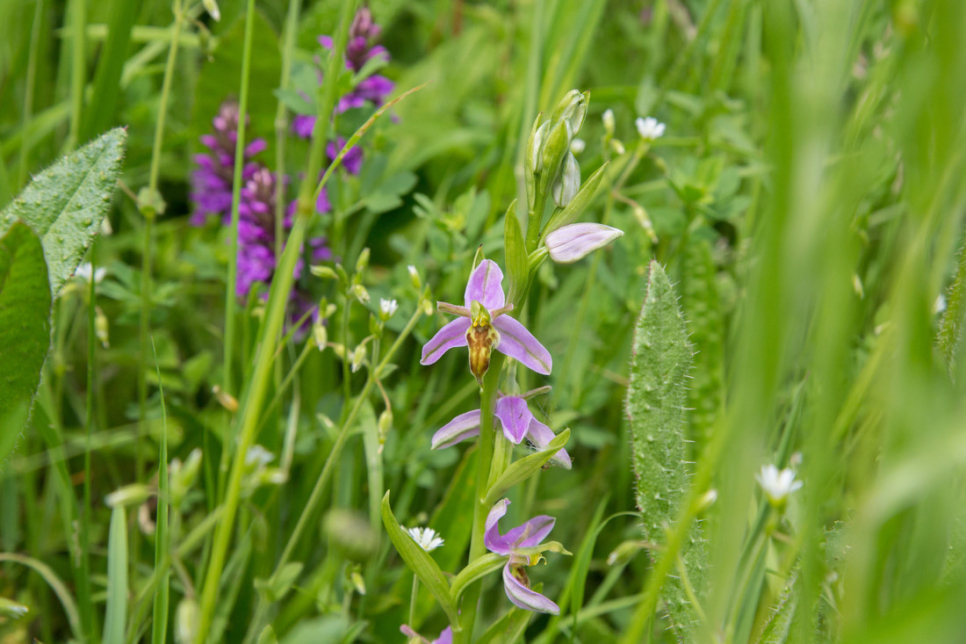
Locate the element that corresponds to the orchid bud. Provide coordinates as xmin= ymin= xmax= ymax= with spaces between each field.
xmin=541 ymin=119 xmax=573 ymax=192
xmin=407 ymin=264 xmax=421 ymax=289
xmin=602 ymin=109 xmax=615 ymax=135
xmin=350 ymin=283 xmax=370 ymax=304
xmin=545 ymin=223 xmax=623 ymax=263
xmin=551 ymin=152 xmax=581 ymax=208
xmin=550 ymin=89 xmax=588 ymax=135
xmin=528 ymin=120 xmax=550 ymax=175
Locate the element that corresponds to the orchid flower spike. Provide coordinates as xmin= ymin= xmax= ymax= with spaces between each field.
xmin=545 ymin=223 xmax=623 ymax=264
xmin=756 ymin=464 xmax=802 ymax=507
xmin=420 ymin=260 xmax=552 ymax=382
xmin=484 ymin=499 xmax=561 ymax=614
xmin=431 ymin=394 xmax=571 ymax=469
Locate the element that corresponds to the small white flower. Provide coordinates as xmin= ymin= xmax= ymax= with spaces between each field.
xmin=407 ymin=526 xmax=444 ymax=552
xmin=635 ymin=116 xmax=666 ymax=142
xmin=570 ymin=138 xmax=586 ymax=155
xmin=245 ymin=445 xmax=275 ymax=467
xmin=602 ymin=109 xmax=615 ymax=135
xmin=407 ymin=264 xmax=421 ymax=289
xmin=380 ymin=298 xmax=398 ymax=319
xmin=756 ymin=464 xmax=802 ymax=506
xmin=75 ymin=262 xmax=107 ymax=284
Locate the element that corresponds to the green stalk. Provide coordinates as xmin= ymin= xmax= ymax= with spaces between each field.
xmin=245 ymin=307 xmax=423 ymax=640
xmin=80 ymin=246 xmax=97 ymax=643
xmin=17 ymin=0 xmax=45 ymax=189
xmin=138 ymin=0 xmax=184 ymax=590
xmin=459 ymin=353 xmax=506 ymax=638
xmin=151 ymin=343 xmax=170 ymax=644
xmin=67 ymin=0 xmax=86 ymax=151
xmin=223 ymin=0 xmax=258 ymax=397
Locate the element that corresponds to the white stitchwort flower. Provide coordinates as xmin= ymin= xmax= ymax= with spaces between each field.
xmin=407 ymin=264 xmax=421 ymax=289
xmin=75 ymin=262 xmax=107 ymax=284
xmin=245 ymin=444 xmax=275 ymax=467
xmin=570 ymin=138 xmax=586 ymax=155
xmin=756 ymin=464 xmax=802 ymax=505
xmin=380 ymin=298 xmax=398 ymax=319
xmin=635 ymin=116 xmax=666 ymax=142
xmin=407 ymin=526 xmax=445 ymax=552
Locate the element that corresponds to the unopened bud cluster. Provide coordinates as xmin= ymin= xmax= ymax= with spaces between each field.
xmin=526 ymin=90 xmax=590 ymax=210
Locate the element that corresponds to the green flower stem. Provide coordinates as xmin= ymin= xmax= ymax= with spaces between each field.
xmin=526 ymin=189 xmax=548 ymax=252
xmin=138 ymin=0 xmax=184 ymax=592
xmin=459 ymin=353 xmax=506 ymax=638
xmin=410 ymin=575 xmax=419 ymax=627
xmin=17 ymin=0 xmax=44 ymax=189
xmin=222 ymin=0 xmax=257 ymax=399
xmin=244 ymin=305 xmax=423 ymax=641
xmin=80 ymin=246 xmax=97 ymax=644
xmin=67 ymin=0 xmax=86 ymax=151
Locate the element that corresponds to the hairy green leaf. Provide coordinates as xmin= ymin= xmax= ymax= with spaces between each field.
xmin=626 ymin=260 xmax=707 ymax=639
xmin=0 ymin=222 xmax=51 ymax=467
xmin=0 ymin=128 xmax=126 ymax=296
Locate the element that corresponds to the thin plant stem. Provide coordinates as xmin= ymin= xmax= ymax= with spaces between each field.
xmin=138 ymin=0 xmax=184 ymax=590
xmin=409 ymin=576 xmax=419 ymax=626
xmin=17 ymin=0 xmax=45 ymax=189
xmin=223 ymin=0 xmax=258 ymax=398
xmin=80 ymin=245 xmax=97 ymax=643
xmin=67 ymin=0 xmax=86 ymax=151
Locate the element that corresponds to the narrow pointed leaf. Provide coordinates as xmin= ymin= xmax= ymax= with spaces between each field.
xmin=0 ymin=128 xmax=126 ymax=296
xmin=450 ymin=553 xmax=508 ymax=602
xmin=381 ymin=492 xmax=459 ymax=626
xmin=483 ymin=429 xmax=570 ymax=507
xmin=104 ymin=506 xmax=128 ymax=644
xmin=541 ymin=163 xmax=608 ymax=239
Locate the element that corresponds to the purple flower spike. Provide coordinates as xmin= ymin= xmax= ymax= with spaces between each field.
xmin=420 ymin=260 xmax=552 ymax=378
xmin=544 ymin=223 xmax=623 ymax=264
xmin=484 ymin=499 xmax=561 ymax=615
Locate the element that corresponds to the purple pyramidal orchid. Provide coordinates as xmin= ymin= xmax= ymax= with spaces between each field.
xmin=420 ymin=260 xmax=552 ymax=381
xmin=484 ymin=500 xmax=561 ymax=615
xmin=399 ymin=625 xmax=452 ymax=644
xmin=431 ymin=394 xmax=571 ymax=469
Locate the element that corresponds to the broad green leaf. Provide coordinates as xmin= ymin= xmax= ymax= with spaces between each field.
xmin=626 ymin=261 xmax=707 ymax=640
xmin=0 ymin=128 xmax=126 ymax=295
xmin=104 ymin=506 xmax=128 ymax=644
xmin=503 ymin=200 xmax=528 ymax=305
xmin=542 ymin=163 xmax=608 ymax=240
xmin=0 ymin=222 xmax=51 ymax=467
xmin=381 ymin=491 xmax=459 ymax=626
xmin=483 ymin=429 xmax=570 ymax=507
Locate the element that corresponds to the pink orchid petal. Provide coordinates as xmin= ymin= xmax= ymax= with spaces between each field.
xmin=503 ymin=515 xmax=556 ymax=549
xmin=502 ymin=562 xmax=561 ymax=614
xmin=431 ymin=410 xmax=482 ymax=449
xmin=464 ymin=259 xmax=506 ymax=310
xmin=495 ymin=396 xmax=533 ymax=445
xmin=420 ymin=318 xmax=471 ymax=365
xmin=484 ymin=499 xmax=513 ymax=555
xmin=526 ymin=419 xmax=572 ymax=470
xmin=492 ymin=316 xmax=552 ymax=375
xmin=545 ymin=223 xmax=623 ymax=264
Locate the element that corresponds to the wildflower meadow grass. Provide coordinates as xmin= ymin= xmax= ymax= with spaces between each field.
xmin=2 ymin=1 xmax=966 ymax=643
